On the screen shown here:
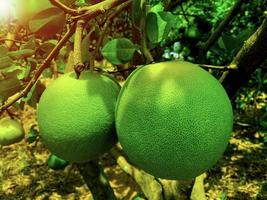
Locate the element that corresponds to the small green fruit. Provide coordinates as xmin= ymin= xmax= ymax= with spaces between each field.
xmin=0 ymin=117 xmax=25 ymax=146
xmin=47 ymin=154 xmax=69 ymax=170
xmin=37 ymin=71 xmax=120 ymax=162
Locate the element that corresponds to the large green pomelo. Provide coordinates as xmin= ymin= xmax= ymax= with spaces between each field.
xmin=115 ymin=61 xmax=233 ymax=180
xmin=37 ymin=71 xmax=120 ymax=162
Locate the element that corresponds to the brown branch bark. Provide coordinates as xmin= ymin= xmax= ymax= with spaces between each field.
xmin=0 ymin=24 xmax=76 ymax=115
xmin=49 ymin=0 xmax=79 ymax=15
xmin=72 ymin=0 xmax=129 ymax=21
xmin=110 ymin=146 xmax=164 ymax=200
xmin=198 ymin=0 xmax=245 ymax=58
xmin=158 ymin=178 xmax=193 ymax=200
xmin=110 ymin=146 xmax=195 ymax=200
xmin=190 ymin=174 xmax=207 ymax=200
xmin=220 ymin=17 xmax=267 ymax=98
xmin=77 ymin=161 xmax=117 ymax=200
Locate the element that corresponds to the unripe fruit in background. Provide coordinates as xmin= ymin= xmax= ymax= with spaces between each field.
xmin=37 ymin=71 xmax=120 ymax=162
xmin=0 ymin=117 xmax=25 ymax=146
xmin=47 ymin=154 xmax=69 ymax=170
xmin=115 ymin=61 xmax=233 ymax=180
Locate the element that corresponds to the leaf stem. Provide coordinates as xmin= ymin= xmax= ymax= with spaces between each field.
xmin=73 ymin=20 xmax=86 ymax=78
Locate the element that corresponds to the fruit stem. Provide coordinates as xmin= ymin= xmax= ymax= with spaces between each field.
xmin=74 ymin=20 xmax=86 ymax=79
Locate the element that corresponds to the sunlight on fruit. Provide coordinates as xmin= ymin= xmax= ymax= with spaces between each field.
xmin=0 ymin=0 xmax=13 ymax=18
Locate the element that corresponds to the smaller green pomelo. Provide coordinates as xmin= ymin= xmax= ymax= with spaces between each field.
xmin=47 ymin=154 xmax=69 ymax=170
xmin=0 ymin=117 xmax=25 ymax=146
xmin=37 ymin=70 xmax=120 ymax=162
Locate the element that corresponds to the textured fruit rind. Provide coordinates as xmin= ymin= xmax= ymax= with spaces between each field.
xmin=37 ymin=71 xmax=120 ymax=162
xmin=115 ymin=61 xmax=233 ymax=180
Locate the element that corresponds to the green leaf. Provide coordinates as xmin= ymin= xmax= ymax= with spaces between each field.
xmin=185 ymin=24 xmax=201 ymax=39
xmin=21 ymin=84 xmax=36 ymax=102
xmin=101 ymin=38 xmax=139 ymax=65
xmin=260 ymin=120 xmax=267 ymax=129
xmin=149 ymin=3 xmax=164 ymax=13
xmin=220 ymin=191 xmax=227 ymax=200
xmin=0 ymin=56 xmax=13 ymax=69
xmin=20 ymin=38 xmax=37 ymax=50
xmin=146 ymin=11 xmax=175 ymax=44
xmin=27 ymin=126 xmax=39 ymax=144
xmin=3 ymin=65 xmax=30 ymax=80
xmin=38 ymin=40 xmax=57 ymax=58
xmin=0 ymin=70 xmax=23 ymax=102
xmin=8 ymin=49 xmax=35 ymax=59
xmin=29 ymin=7 xmax=66 ymax=39
xmin=0 ymin=45 xmax=8 ymax=57
xmin=217 ymin=28 xmax=253 ymax=54
xmin=17 ymin=66 xmax=31 ymax=80
xmin=27 ymin=81 xmax=46 ymax=108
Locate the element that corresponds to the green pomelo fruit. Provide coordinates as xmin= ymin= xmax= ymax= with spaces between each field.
xmin=115 ymin=61 xmax=233 ymax=180
xmin=47 ymin=154 xmax=69 ymax=170
xmin=0 ymin=117 xmax=25 ymax=146
xmin=37 ymin=71 xmax=120 ymax=162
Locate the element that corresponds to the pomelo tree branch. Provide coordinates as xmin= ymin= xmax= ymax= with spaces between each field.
xmin=110 ymin=146 xmax=164 ymax=200
xmin=198 ymin=0 xmax=245 ymax=58
xmin=0 ymin=0 xmax=130 ymax=115
xmin=70 ymin=0 xmax=129 ymax=21
xmin=0 ymin=24 xmax=76 ymax=115
xmin=110 ymin=146 xmax=195 ymax=200
xmin=76 ymin=161 xmax=117 ymax=200
xmin=220 ymin=17 xmax=267 ymax=98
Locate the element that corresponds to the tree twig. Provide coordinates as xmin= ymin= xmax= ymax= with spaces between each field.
xmin=49 ymin=0 xmax=80 ymax=15
xmin=0 ymin=38 xmax=26 ymax=44
xmin=0 ymin=24 xmax=77 ymax=115
xmin=95 ymin=0 xmax=131 ymax=56
xmin=199 ymin=64 xmax=237 ymax=70
xmin=72 ymin=0 xmax=129 ymax=21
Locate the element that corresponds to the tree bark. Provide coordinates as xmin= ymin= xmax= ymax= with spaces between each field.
xmin=220 ymin=17 xmax=267 ymax=98
xmin=77 ymin=161 xmax=117 ymax=200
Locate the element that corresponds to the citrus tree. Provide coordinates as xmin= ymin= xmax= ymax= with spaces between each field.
xmin=0 ymin=0 xmax=266 ymax=199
